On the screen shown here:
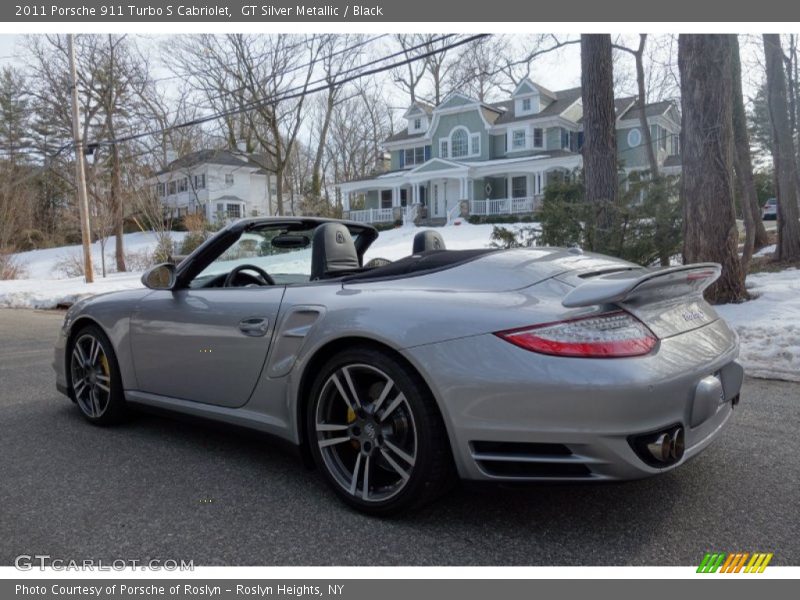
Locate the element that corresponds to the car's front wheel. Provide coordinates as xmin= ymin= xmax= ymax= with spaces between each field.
xmin=68 ymin=324 xmax=128 ymax=425
xmin=307 ymin=346 xmax=455 ymax=515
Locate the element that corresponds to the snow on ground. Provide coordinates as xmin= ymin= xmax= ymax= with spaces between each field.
xmin=1 ymin=222 xmax=798 ymax=383
xmin=716 ymin=269 xmax=800 ymax=383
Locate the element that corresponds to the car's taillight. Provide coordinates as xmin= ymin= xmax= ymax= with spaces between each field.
xmin=495 ymin=311 xmax=657 ymax=358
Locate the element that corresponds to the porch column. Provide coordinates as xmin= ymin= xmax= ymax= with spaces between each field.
xmin=392 ymin=186 xmax=400 ymax=207
xmin=412 ymin=183 xmax=418 ymax=204
xmin=343 ymin=191 xmax=351 ymax=212
xmin=466 ymin=178 xmax=473 ymax=201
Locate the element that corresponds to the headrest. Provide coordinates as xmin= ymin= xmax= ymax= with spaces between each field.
xmin=311 ymin=223 xmax=359 ymax=280
xmin=412 ymin=230 xmax=446 ymax=254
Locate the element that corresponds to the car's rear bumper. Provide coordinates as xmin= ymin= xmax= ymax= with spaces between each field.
xmin=403 ymin=318 xmax=742 ymax=482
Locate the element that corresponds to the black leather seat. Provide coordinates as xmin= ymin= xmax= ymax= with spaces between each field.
xmin=310 ymin=223 xmax=360 ymax=280
xmin=412 ymin=230 xmax=446 ymax=254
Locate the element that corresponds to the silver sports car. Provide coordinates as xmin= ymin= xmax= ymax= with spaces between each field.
xmin=54 ymin=217 xmax=743 ymax=515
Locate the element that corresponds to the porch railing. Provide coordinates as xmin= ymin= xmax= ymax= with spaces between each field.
xmin=347 ymin=207 xmax=394 ymax=224
xmin=470 ymin=196 xmax=542 ymax=216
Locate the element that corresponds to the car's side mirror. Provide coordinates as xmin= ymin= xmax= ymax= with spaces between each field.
xmin=141 ymin=263 xmax=177 ymax=290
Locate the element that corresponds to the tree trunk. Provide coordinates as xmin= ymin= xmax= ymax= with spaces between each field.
xmin=678 ymin=34 xmax=748 ymax=303
xmin=312 ymin=90 xmax=335 ymax=198
xmin=634 ymin=35 xmax=659 ymax=177
xmin=580 ymin=34 xmax=618 ymax=253
xmin=731 ymin=35 xmax=768 ymax=272
xmin=764 ymin=34 xmax=800 ymax=261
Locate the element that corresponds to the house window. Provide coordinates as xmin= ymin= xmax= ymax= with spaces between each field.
xmin=194 ymin=174 xmax=206 ymax=189
xmin=533 ymin=128 xmax=543 ymax=149
xmin=511 ymin=129 xmax=526 ymax=150
xmin=400 ymin=189 xmax=408 ymax=207
xmin=156 ymin=182 xmax=166 ymax=197
xmin=512 ymin=176 xmax=527 ymax=198
xmin=470 ymin=133 xmax=480 ymax=156
xmin=451 ymin=129 xmax=469 ymax=158
xmin=627 ymin=128 xmax=642 ymax=148
xmin=225 ymin=173 xmax=234 ymax=186
xmin=659 ymin=126 xmax=668 ymax=151
xmin=168 ymin=181 xmax=176 ymax=195
xmin=561 ymin=129 xmax=571 ymax=150
xmin=380 ymin=189 xmax=393 ymax=209
xmin=178 ymin=177 xmax=188 ymax=193
xmin=403 ymin=146 xmax=428 ymax=166
xmin=226 ymin=203 xmax=242 ymax=219
xmin=413 ymin=118 xmax=421 ymax=130
xmin=522 ymin=98 xmax=531 ymax=112
xmin=439 ymin=139 xmax=449 ymax=159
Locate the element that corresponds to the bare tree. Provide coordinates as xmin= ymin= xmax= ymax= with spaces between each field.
xmin=730 ymin=35 xmax=769 ymax=272
xmin=679 ymin=34 xmax=748 ymax=303
xmin=391 ymin=35 xmax=430 ymax=104
xmin=309 ymin=35 xmax=364 ymax=198
xmin=613 ymin=35 xmax=659 ymax=176
xmin=763 ymin=34 xmax=800 ymax=261
xmin=581 ymin=34 xmax=619 ymax=253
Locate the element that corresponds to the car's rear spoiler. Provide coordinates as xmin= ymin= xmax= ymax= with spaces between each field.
xmin=561 ymin=263 xmax=721 ymax=308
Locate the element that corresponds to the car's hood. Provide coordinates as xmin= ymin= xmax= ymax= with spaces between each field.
xmin=345 ymin=248 xmax=638 ymax=293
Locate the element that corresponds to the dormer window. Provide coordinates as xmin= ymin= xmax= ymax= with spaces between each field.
xmin=408 ymin=114 xmax=426 ymax=133
xmin=515 ymin=94 xmax=538 ymax=116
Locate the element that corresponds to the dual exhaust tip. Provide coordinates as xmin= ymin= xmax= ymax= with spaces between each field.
xmin=646 ymin=427 xmax=685 ymax=464
xmin=630 ymin=425 xmax=685 ymax=467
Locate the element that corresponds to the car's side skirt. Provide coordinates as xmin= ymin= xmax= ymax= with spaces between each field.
xmin=124 ymin=390 xmax=296 ymax=443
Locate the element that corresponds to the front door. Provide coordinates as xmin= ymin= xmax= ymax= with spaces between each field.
xmin=432 ymin=181 xmax=444 ymax=218
xmin=130 ymin=286 xmax=284 ymax=408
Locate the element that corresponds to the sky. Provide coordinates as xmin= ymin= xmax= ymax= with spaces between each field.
xmin=0 ymin=33 xmax=768 ymax=139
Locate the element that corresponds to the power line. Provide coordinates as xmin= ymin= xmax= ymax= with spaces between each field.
xmin=83 ymin=34 xmax=489 ymax=152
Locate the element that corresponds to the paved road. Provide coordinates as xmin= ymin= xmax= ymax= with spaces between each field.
xmin=1 ymin=308 xmax=798 ymax=566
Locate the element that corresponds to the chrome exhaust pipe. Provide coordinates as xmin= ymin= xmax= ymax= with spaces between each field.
xmin=646 ymin=426 xmax=685 ymax=464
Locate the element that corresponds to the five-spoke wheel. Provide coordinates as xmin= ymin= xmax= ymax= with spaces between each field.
xmin=68 ymin=325 xmax=127 ymax=424
xmin=308 ymin=346 xmax=454 ymax=514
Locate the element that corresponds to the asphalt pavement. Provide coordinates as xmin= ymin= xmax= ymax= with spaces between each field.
xmin=0 ymin=308 xmax=798 ymax=566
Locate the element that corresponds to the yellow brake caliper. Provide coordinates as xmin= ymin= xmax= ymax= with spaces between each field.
xmin=347 ymin=407 xmax=359 ymax=449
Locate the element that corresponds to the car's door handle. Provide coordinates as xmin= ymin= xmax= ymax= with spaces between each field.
xmin=238 ymin=317 xmax=270 ymax=337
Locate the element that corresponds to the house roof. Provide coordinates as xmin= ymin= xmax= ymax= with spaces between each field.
xmin=491 ymin=86 xmax=583 ymax=124
xmin=157 ymin=149 xmax=275 ymax=175
xmin=385 ymin=129 xmax=427 ymax=143
xmin=619 ymin=100 xmax=676 ymax=121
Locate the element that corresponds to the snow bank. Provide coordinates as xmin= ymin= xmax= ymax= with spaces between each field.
xmin=716 ymin=269 xmax=800 ymax=383
xmin=2 ymin=223 xmax=798 ymax=383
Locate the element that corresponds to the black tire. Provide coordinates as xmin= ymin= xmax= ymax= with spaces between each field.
xmin=307 ymin=345 xmax=455 ymax=515
xmin=67 ymin=324 xmax=128 ymax=426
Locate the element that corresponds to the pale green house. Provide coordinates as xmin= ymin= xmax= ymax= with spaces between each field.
xmin=338 ymin=78 xmax=681 ymax=224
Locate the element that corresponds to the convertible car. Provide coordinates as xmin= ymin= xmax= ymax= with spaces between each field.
xmin=54 ymin=217 xmax=743 ymax=514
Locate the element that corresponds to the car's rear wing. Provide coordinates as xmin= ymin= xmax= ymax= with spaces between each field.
xmin=561 ymin=263 xmax=721 ymax=308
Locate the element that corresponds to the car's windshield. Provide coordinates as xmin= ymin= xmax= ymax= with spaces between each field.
xmin=189 ymin=224 xmax=362 ymax=287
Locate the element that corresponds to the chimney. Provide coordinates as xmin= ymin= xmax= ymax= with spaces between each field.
xmin=236 ymin=140 xmax=247 ymax=153
xmin=165 ymin=150 xmax=177 ymax=165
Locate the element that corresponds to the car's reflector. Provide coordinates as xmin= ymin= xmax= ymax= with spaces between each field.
xmin=495 ymin=311 xmax=657 ymax=358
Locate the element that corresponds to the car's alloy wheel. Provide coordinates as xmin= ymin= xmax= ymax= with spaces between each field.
xmin=68 ymin=325 xmax=127 ymax=425
xmin=308 ymin=347 xmax=454 ymax=514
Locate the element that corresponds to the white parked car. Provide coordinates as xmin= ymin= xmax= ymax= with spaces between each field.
xmin=762 ymin=197 xmax=777 ymax=220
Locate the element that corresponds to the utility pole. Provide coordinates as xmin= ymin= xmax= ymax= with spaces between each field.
xmin=67 ymin=33 xmax=94 ymax=283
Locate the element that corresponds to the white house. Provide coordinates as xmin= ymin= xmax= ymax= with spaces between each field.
xmin=151 ymin=149 xmax=278 ymax=221
xmin=337 ymin=79 xmax=681 ymax=224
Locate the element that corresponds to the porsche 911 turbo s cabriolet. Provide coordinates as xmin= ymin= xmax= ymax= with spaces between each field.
xmin=54 ymin=217 xmax=743 ymax=514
